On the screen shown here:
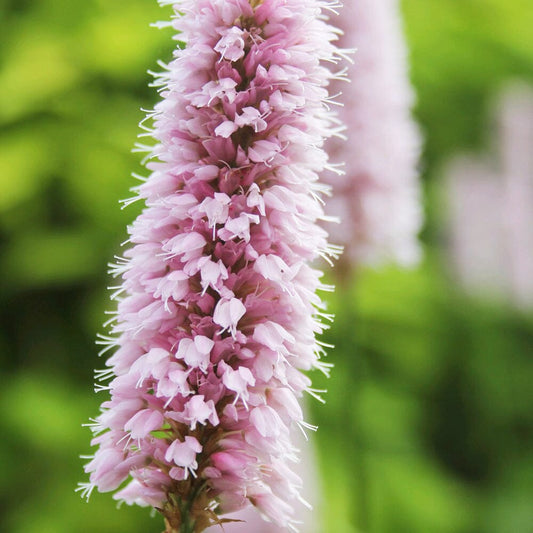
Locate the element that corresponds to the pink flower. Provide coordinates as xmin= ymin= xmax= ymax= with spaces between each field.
xmin=213 ymin=297 xmax=247 ymax=339
xmin=165 ymin=436 xmax=203 ymax=479
xmin=176 ymin=336 xmax=214 ymax=372
xmin=81 ymin=0 xmax=343 ymax=531
xmin=324 ymin=0 xmax=423 ymax=267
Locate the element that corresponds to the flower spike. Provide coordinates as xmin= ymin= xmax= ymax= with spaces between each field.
xmin=82 ymin=1 xmax=342 ymax=531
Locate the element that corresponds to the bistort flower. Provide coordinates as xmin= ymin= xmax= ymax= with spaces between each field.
xmin=79 ymin=1 xmax=345 ymax=532
xmin=324 ymin=0 xmax=423 ymax=268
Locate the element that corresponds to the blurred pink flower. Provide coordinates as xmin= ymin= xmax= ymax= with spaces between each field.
xmin=446 ymin=83 xmax=533 ymax=308
xmin=79 ymin=1 xmax=344 ymax=531
xmin=324 ymin=0 xmax=423 ymax=268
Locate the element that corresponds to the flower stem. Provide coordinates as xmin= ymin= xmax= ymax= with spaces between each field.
xmin=179 ymin=515 xmax=195 ymax=533
xmin=164 ymin=513 xmax=196 ymax=533
xmin=163 ymin=498 xmax=196 ymax=533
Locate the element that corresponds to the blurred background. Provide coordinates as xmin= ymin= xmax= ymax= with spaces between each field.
xmin=0 ymin=0 xmax=532 ymax=532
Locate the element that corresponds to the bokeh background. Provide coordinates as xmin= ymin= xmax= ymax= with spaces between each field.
xmin=0 ymin=0 xmax=532 ymax=532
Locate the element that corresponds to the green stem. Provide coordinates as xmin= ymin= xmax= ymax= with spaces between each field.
xmin=164 ymin=481 xmax=208 ymax=532
xmin=178 ymin=497 xmax=196 ymax=533
xmin=178 ymin=515 xmax=195 ymax=533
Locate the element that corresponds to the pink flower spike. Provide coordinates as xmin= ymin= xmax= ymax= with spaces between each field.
xmin=82 ymin=0 xmax=344 ymax=530
xmin=324 ymin=0 xmax=423 ymax=268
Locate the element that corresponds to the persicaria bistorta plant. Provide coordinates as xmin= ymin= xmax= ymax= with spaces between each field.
xmin=79 ymin=1 xmax=346 ymax=531
xmin=324 ymin=0 xmax=422 ymax=268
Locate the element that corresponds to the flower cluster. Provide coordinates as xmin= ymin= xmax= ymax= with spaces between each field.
xmin=324 ymin=0 xmax=422 ymax=267
xmin=80 ymin=1 xmax=343 ymax=531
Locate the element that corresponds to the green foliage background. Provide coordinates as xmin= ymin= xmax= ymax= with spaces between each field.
xmin=0 ymin=1 xmax=531 ymax=532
